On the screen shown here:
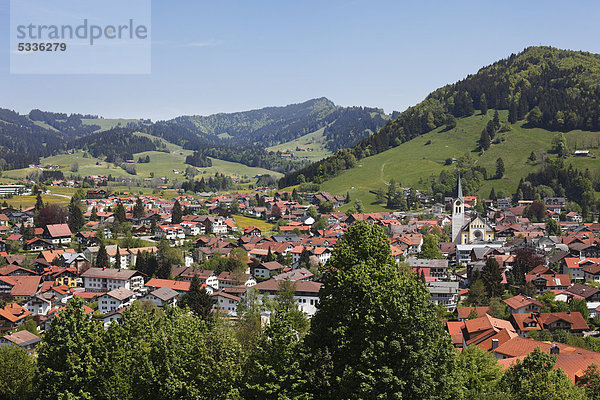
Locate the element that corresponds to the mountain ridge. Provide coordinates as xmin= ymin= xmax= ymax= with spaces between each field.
xmin=0 ymin=97 xmax=388 ymax=173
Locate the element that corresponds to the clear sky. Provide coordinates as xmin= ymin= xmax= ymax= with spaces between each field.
xmin=1 ymin=0 xmax=600 ymax=120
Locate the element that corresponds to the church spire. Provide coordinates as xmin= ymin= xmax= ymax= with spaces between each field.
xmin=457 ymin=174 xmax=463 ymax=199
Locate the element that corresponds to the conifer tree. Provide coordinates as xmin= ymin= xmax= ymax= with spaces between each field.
xmin=114 ymin=246 xmax=121 ymax=269
xmin=35 ymin=193 xmax=44 ymax=211
xmin=493 ymin=110 xmax=500 ymax=130
xmin=180 ymin=274 xmax=213 ymax=320
xmin=115 ymin=202 xmax=126 ymax=223
xmin=481 ymin=257 xmax=503 ymax=298
xmin=480 ymin=93 xmax=488 ymax=116
xmin=135 ymin=251 xmax=147 ymax=274
xmin=133 ymin=197 xmax=145 ymax=218
xmin=495 ymin=158 xmax=505 ymax=179
xmin=68 ymin=198 xmax=84 ymax=232
xmin=90 ymin=207 xmax=98 ymax=222
xmin=171 ymin=200 xmax=182 ymax=224
xmin=479 ymin=129 xmax=491 ymax=151
xmin=96 ymin=243 xmax=109 ymax=268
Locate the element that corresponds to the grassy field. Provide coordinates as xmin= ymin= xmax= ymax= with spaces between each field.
xmin=234 ymin=215 xmax=276 ymax=235
xmin=2 ymin=194 xmax=70 ymax=208
xmin=82 ymin=118 xmax=143 ymax=132
xmin=321 ymin=110 xmax=600 ymax=212
xmin=3 ymin=135 xmax=282 ymax=183
xmin=267 ymin=128 xmax=333 ymax=162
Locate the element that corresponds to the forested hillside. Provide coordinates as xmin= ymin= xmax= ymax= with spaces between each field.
xmin=0 ymin=98 xmax=386 ymax=174
xmin=280 ymin=46 xmax=600 ymax=187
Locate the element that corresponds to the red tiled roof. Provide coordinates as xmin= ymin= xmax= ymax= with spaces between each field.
xmin=46 ymin=224 xmax=72 ymax=238
xmin=503 ymin=294 xmax=543 ymax=310
xmin=464 ymin=314 xmax=515 ymax=336
xmin=494 ymin=337 xmax=600 ymax=382
xmin=456 ymin=306 xmax=490 ymax=320
xmin=0 ymin=276 xmax=41 ymax=297
xmin=511 ymin=312 xmax=589 ymax=332
xmin=145 ymin=278 xmax=192 ymax=292
xmin=0 ymin=303 xmax=31 ymax=323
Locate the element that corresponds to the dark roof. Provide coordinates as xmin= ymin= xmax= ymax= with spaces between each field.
xmin=148 ymin=286 xmax=179 ymax=301
xmin=259 ymin=261 xmax=285 ymax=271
xmin=81 ymin=267 xmax=141 ymax=280
xmin=566 ymin=283 xmax=600 ymax=299
xmin=254 ymin=279 xmax=322 ymax=294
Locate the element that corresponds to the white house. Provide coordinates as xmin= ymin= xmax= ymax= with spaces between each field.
xmin=81 ymin=268 xmax=145 ymax=293
xmin=252 ymin=261 xmax=285 ymax=279
xmin=212 ymin=291 xmax=241 ymax=313
xmin=312 ymin=247 xmax=332 ymax=265
xmin=155 ymin=224 xmax=186 ymax=240
xmin=426 ymin=281 xmax=459 ymax=311
xmin=180 ymin=222 xmax=204 ymax=236
xmin=98 ymin=287 xmax=136 ymax=314
xmin=142 ymin=286 xmax=179 ymax=308
xmin=24 ymin=295 xmax=52 ymax=315
xmin=195 ymin=215 xmax=227 ymax=235
xmin=253 ymin=279 xmax=322 ymax=317
xmin=43 ymin=224 xmax=72 ymax=245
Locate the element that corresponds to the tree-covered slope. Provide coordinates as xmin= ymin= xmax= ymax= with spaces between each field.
xmin=279 ymin=46 xmax=600 ymax=187
xmin=171 ymin=97 xmax=387 ymax=149
xmin=0 ymin=98 xmax=387 ymax=174
xmin=318 ymin=110 xmax=600 ymax=212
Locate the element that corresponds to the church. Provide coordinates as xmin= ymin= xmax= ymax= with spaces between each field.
xmin=451 ymin=176 xmax=495 ymax=244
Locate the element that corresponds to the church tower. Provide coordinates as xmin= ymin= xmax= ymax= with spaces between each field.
xmin=451 ymin=175 xmax=465 ymax=243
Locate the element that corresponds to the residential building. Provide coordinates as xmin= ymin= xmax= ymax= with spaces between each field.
xmin=503 ymin=294 xmax=543 ymax=315
xmin=81 ymin=268 xmax=145 ymax=293
xmin=98 ymin=287 xmax=136 ymax=314
xmin=426 ymin=281 xmax=459 ymax=311
xmin=42 ymin=224 xmax=72 ymax=245
xmin=510 ymin=312 xmax=589 ymax=336
xmin=0 ymin=330 xmax=41 ymax=351
xmin=254 ymin=279 xmax=322 ymax=316
xmin=252 ymin=261 xmax=285 ymax=279
xmin=142 ymin=286 xmax=179 ymax=308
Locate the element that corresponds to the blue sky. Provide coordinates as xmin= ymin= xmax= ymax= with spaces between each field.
xmin=1 ymin=0 xmax=600 ymax=120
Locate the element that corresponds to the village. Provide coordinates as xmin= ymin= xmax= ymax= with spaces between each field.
xmin=0 ymin=178 xmax=599 ymax=383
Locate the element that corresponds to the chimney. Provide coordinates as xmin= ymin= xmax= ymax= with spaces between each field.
xmin=491 ymin=339 xmax=499 ymax=350
xmin=550 ymin=344 xmax=560 ymax=355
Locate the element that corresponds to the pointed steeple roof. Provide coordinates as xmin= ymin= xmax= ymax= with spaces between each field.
xmin=457 ymin=174 xmax=463 ymax=199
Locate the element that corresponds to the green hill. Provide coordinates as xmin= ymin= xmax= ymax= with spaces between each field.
xmin=320 ymin=110 xmax=600 ymax=211
xmin=172 ymin=98 xmax=387 ymax=150
xmin=266 ymin=128 xmax=332 ymax=162
xmin=4 ymin=135 xmax=282 ymax=182
xmin=280 ymin=46 xmax=600 ymax=190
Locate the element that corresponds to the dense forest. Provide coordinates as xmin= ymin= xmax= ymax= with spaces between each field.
xmin=323 ymin=106 xmax=387 ymax=152
xmin=185 ymin=151 xmax=213 ymax=168
xmin=180 ymin=173 xmax=234 ymax=192
xmin=28 ymin=109 xmax=101 ymax=136
xmin=172 ymin=97 xmax=340 ymax=146
xmin=71 ymin=128 xmax=165 ymax=162
xmin=0 ymin=109 xmax=66 ymax=169
xmin=279 ymin=46 xmax=600 ymax=187
xmin=189 ymin=146 xmax=311 ymax=174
